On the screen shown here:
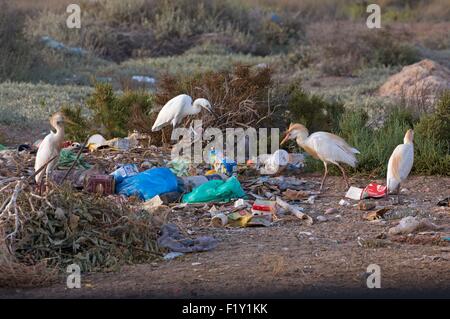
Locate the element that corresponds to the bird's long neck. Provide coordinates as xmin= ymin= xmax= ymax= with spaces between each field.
xmin=186 ymin=101 xmax=202 ymax=116
xmin=53 ymin=125 xmax=65 ymax=143
xmin=296 ymin=131 xmax=309 ymax=146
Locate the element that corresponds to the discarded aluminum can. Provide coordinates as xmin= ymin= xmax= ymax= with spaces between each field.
xmin=85 ymin=175 xmax=115 ymax=195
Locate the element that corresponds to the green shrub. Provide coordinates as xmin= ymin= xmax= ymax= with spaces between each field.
xmin=337 ymin=108 xmax=411 ymax=176
xmin=413 ymin=135 xmax=450 ymax=175
xmin=335 ymin=104 xmax=449 ymax=176
xmin=285 ymin=84 xmax=344 ymax=133
xmin=362 ymin=29 xmax=419 ymax=67
xmin=414 ymin=90 xmax=450 ymax=147
xmin=413 ymin=91 xmax=450 ymax=174
xmin=63 ymin=83 xmax=155 ymax=140
xmin=307 ymin=23 xmax=419 ymax=76
xmin=61 ymin=105 xmax=92 ymax=142
xmin=25 ymin=0 xmax=304 ymax=61
xmin=0 ymin=2 xmax=43 ymax=81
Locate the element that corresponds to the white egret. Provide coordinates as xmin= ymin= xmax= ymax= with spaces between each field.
xmin=386 ymin=129 xmax=414 ymax=203
xmin=34 ymin=112 xmax=69 ymax=187
xmin=281 ymin=123 xmax=360 ymax=191
xmin=151 ymin=94 xmax=212 ymax=132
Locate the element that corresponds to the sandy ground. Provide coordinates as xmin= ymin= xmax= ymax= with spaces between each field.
xmin=0 ymin=175 xmax=448 ymax=299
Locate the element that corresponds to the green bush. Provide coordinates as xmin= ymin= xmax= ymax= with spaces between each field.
xmin=0 ymin=2 xmax=43 ymax=82
xmin=362 ymin=29 xmax=419 ymax=67
xmin=414 ymin=90 xmax=450 ymax=147
xmin=413 ymin=91 xmax=450 ymax=174
xmin=335 ymin=104 xmax=449 ymax=176
xmin=337 ymin=108 xmax=412 ymax=176
xmin=307 ymin=23 xmax=419 ymax=76
xmin=25 ymin=0 xmax=304 ymax=61
xmin=285 ymin=84 xmax=344 ymax=133
xmin=61 ymin=105 xmax=91 ymax=142
xmin=63 ymin=83 xmax=155 ymax=140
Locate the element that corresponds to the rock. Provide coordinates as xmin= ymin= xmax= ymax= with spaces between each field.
xmin=339 ymin=199 xmax=350 ymax=206
xmin=298 ymin=231 xmax=313 ymax=237
xmin=325 ymin=208 xmax=339 ymax=215
xmin=378 ymin=59 xmax=450 ymax=109
xmin=163 ymin=252 xmax=184 ymax=260
xmin=316 ymin=215 xmax=328 ymax=222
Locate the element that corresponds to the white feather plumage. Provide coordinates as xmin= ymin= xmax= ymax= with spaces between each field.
xmin=151 ymin=94 xmax=212 ymax=132
xmin=387 ymin=141 xmax=414 ymax=193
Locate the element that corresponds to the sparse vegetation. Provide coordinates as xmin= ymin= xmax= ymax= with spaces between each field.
xmin=0 ymin=0 xmax=449 ymax=176
xmin=1 ymin=0 xmax=450 ymax=296
xmin=336 ymin=102 xmax=449 ymax=176
xmin=284 ymin=84 xmax=344 ymax=133
xmin=63 ymin=83 xmax=155 ymax=140
xmin=306 ymin=23 xmax=419 ymax=76
xmin=0 ymin=2 xmax=43 ymax=82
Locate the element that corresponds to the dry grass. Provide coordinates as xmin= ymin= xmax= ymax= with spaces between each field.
xmin=262 ymin=254 xmax=287 ymax=276
xmin=153 ymin=64 xmax=278 ymax=143
xmin=306 ymin=22 xmax=418 ymax=76
xmin=0 ymin=256 xmax=58 ymax=288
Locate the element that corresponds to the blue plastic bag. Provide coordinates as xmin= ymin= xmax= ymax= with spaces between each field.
xmin=116 ymin=168 xmax=178 ymax=201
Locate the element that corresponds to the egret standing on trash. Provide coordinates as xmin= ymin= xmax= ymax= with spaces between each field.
xmin=151 ymin=94 xmax=212 ymax=132
xmin=34 ymin=112 xmax=69 ymax=188
xmin=386 ymin=129 xmax=414 ymax=203
xmin=281 ymin=123 xmax=360 ymax=191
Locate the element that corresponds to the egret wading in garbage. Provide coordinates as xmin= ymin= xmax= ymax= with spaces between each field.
xmin=34 ymin=112 xmax=71 ymax=191
xmin=281 ymin=123 xmax=360 ymax=192
xmin=386 ymin=129 xmax=414 ymax=204
xmin=151 ymin=94 xmax=212 ymax=132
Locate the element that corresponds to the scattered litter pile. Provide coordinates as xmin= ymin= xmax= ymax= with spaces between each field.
xmin=1 ymin=130 xmax=448 ymax=289
xmin=0 ymin=133 xmax=317 ymax=284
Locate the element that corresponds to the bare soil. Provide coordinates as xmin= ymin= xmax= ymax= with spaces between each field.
xmin=0 ymin=175 xmax=448 ymax=299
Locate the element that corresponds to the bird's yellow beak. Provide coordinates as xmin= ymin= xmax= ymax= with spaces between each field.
xmin=280 ymin=132 xmax=291 ymax=145
xmin=64 ymin=118 xmax=76 ymax=125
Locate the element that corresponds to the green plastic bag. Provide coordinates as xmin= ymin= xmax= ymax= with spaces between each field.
xmin=182 ymin=176 xmax=246 ymax=203
xmin=0 ymin=144 xmax=6 ymax=151
xmin=58 ymin=149 xmax=91 ymax=169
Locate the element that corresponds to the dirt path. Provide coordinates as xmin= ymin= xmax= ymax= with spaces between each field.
xmin=0 ymin=176 xmax=449 ymax=298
